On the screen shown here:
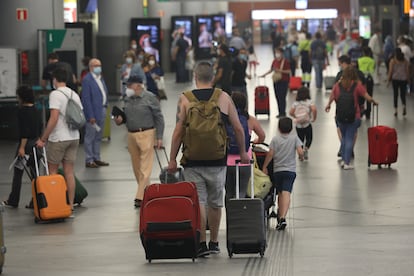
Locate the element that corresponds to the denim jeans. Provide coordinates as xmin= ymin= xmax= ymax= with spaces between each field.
xmin=312 ymin=59 xmax=324 ymax=89
xmin=338 ymin=119 xmax=361 ymax=164
xmin=84 ymin=107 xmax=106 ymax=163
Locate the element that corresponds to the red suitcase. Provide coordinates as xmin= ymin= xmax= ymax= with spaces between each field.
xmin=289 ymin=76 xmax=302 ymax=91
xmin=139 ymin=182 xmax=200 ymax=262
xmin=255 ymin=79 xmax=270 ymax=116
xmin=368 ymin=106 xmax=398 ymax=168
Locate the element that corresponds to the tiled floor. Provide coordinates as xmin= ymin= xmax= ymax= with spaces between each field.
xmin=1 ymin=45 xmax=414 ymax=275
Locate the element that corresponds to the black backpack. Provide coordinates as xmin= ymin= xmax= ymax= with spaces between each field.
xmin=336 ymin=83 xmax=357 ymax=124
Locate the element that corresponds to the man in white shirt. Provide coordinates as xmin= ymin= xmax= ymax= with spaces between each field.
xmin=368 ymin=29 xmax=383 ymax=84
xmin=81 ymin=58 xmax=109 ymax=168
xmin=36 ymin=67 xmax=82 ymax=211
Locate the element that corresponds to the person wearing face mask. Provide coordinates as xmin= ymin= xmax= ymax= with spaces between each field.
xmin=231 ymin=48 xmax=251 ymax=96
xmin=129 ymin=39 xmax=139 ymax=56
xmin=213 ymin=43 xmax=233 ymax=95
xmin=120 ymin=50 xmax=146 ymax=99
xmin=36 ymin=68 xmax=83 ymax=213
xmin=142 ymin=54 xmax=164 ymax=99
xmin=114 ymin=75 xmax=165 ymax=208
xmin=260 ymin=48 xmax=291 ymax=118
xmin=81 ymin=58 xmax=110 ymax=168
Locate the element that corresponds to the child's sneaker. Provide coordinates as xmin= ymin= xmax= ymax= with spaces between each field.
xmin=276 ymin=218 xmax=287 ymax=231
xmin=208 ymin=241 xmax=220 ymax=254
xmin=197 ymin=242 xmax=210 ymax=258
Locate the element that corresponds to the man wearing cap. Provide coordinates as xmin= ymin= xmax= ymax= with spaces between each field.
xmin=81 ymin=58 xmax=110 ymax=168
xmin=114 ymin=75 xmax=165 ymax=208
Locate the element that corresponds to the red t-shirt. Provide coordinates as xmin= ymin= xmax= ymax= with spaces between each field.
xmin=271 ymin=58 xmax=290 ymax=82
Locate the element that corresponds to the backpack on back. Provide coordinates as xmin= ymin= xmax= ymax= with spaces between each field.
xmin=226 ymin=109 xmax=250 ymax=154
xmin=283 ymin=45 xmax=293 ymax=63
xmin=294 ymin=101 xmax=311 ymax=125
xmin=336 ymin=83 xmax=357 ymax=124
xmin=182 ymin=89 xmax=227 ymax=161
xmin=313 ymin=42 xmax=325 ymax=60
xmin=58 ymin=89 xmax=86 ymax=130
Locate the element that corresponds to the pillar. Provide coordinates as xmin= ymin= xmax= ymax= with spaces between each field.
xmin=97 ymin=0 xmax=143 ymax=95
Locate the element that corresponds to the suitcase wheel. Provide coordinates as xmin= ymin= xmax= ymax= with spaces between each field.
xmin=148 ymin=259 xmax=152 ymax=263
xmin=260 ymin=249 xmax=265 ymax=258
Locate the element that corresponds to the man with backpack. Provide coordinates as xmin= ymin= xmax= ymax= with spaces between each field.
xmin=36 ymin=67 xmax=83 ymax=212
xmin=310 ymin=32 xmax=329 ymax=92
xmin=168 ymin=61 xmax=249 ymax=258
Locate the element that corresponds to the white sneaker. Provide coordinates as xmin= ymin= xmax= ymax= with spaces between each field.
xmin=343 ymin=164 xmax=354 ymax=170
xmin=340 ymin=161 xmax=345 ymax=167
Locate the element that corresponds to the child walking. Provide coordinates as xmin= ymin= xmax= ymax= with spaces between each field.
xmin=289 ymin=87 xmax=317 ymax=160
xmin=262 ymin=117 xmax=304 ymax=230
xmin=2 ymin=86 xmax=41 ymax=208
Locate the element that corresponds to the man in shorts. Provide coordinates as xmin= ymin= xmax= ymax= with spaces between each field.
xmin=36 ymin=67 xmax=83 ymax=213
xmin=168 ymin=61 xmax=249 ymax=257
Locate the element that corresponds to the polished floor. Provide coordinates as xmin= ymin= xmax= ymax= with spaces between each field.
xmin=1 ymin=45 xmax=414 ymax=275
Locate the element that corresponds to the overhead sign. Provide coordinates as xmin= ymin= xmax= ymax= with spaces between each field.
xmin=16 ymin=8 xmax=28 ymax=21
xmin=252 ymin=9 xmax=338 ymax=20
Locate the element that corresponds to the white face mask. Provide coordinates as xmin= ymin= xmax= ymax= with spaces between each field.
xmin=125 ymin=88 xmax=135 ymax=97
xmin=275 ymin=53 xmax=282 ymax=59
xmin=131 ymin=44 xmax=137 ymax=49
xmin=126 ymin=57 xmax=133 ymax=64
xmin=148 ymin=60 xmax=155 ymax=66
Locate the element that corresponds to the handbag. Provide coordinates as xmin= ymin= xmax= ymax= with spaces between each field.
xmin=271 ymin=59 xmax=285 ymax=83
xmin=247 ymin=152 xmax=273 ymax=199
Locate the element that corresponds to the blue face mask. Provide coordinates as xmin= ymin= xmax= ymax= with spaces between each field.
xmin=93 ymin=66 xmax=102 ymax=75
xmin=239 ymin=54 xmax=247 ymax=61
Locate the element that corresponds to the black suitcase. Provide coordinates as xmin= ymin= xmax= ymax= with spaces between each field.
xmin=226 ymin=160 xmax=266 ymax=258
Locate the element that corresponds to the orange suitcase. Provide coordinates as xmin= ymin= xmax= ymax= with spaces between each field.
xmin=32 ymin=147 xmax=71 ymax=223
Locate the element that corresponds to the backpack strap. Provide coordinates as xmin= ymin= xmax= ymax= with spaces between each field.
xmin=183 ymin=90 xmax=197 ymax=102
xmin=183 ymin=88 xmax=221 ymax=103
xmin=209 ymin=88 xmax=222 ymax=103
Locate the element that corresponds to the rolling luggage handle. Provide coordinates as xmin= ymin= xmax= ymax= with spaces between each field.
xmin=154 ymin=146 xmax=169 ymax=170
xmin=154 ymin=146 xmax=183 ymax=183
xmin=33 ymin=147 xmax=48 ymax=177
xmin=371 ymin=104 xmax=379 ymax=127
xmin=235 ymin=159 xmax=254 ymax=199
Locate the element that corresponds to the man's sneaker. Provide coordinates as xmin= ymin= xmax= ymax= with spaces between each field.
xmin=276 ymin=218 xmax=287 ymax=231
xmin=340 ymin=161 xmax=345 ymax=168
xmin=197 ymin=242 xmax=210 ymax=258
xmin=343 ymin=164 xmax=354 ymax=170
xmin=208 ymin=241 xmax=220 ymax=254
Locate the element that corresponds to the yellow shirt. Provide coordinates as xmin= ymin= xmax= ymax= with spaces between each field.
xmin=358 ymin=56 xmax=375 ymax=75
